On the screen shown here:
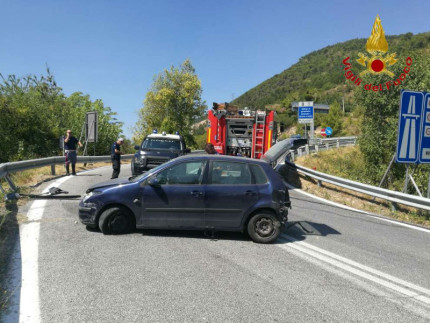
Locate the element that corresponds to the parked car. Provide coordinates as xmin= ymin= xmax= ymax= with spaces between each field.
xmin=131 ymin=131 xmax=190 ymax=175
xmin=79 ymin=155 xmax=291 ymax=243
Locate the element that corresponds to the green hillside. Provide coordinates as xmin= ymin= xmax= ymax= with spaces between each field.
xmin=232 ymin=32 xmax=430 ymax=109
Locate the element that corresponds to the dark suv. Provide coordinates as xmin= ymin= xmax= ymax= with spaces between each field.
xmin=79 ymin=155 xmax=291 ymax=243
xmin=132 ymin=132 xmax=190 ymax=175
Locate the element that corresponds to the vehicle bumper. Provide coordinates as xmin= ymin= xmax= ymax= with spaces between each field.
xmin=78 ymin=202 xmax=98 ymax=227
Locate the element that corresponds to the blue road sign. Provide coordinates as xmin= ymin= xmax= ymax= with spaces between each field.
xmin=396 ymin=90 xmax=425 ymax=163
xmin=298 ymin=101 xmax=314 ymax=124
xmin=325 ymin=127 xmax=333 ymax=136
xmin=419 ymin=93 xmax=430 ymax=163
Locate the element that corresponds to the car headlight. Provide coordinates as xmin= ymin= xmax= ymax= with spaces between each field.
xmin=136 ymin=154 xmax=146 ymax=163
xmin=83 ymin=191 xmax=102 ymax=203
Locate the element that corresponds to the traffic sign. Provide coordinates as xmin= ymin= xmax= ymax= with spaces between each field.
xmin=326 ymin=127 xmax=333 ymax=136
xmin=321 ymin=128 xmax=326 ymax=137
xmin=419 ymin=93 xmax=430 ymax=162
xmin=298 ymin=101 xmax=314 ymax=124
xmin=396 ymin=90 xmax=425 ymax=163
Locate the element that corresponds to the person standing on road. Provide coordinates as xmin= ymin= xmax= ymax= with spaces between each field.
xmin=64 ymin=130 xmax=83 ymax=176
xmin=111 ymin=138 xmax=124 ymax=179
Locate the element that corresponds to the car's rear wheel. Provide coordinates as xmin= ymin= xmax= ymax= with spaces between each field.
xmin=99 ymin=206 xmax=135 ymax=235
xmin=247 ymin=212 xmax=281 ymax=243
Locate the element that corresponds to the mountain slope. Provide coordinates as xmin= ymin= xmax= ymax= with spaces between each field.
xmin=231 ymin=32 xmax=430 ymax=109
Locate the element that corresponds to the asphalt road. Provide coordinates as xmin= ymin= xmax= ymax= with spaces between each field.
xmin=3 ymin=165 xmax=430 ymax=322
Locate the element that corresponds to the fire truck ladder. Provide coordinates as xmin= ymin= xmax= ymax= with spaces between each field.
xmin=252 ymin=113 xmax=266 ymax=158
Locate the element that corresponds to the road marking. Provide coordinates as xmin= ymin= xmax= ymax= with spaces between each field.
xmin=284 ymin=181 xmax=430 ymax=233
xmin=278 ymin=233 xmax=430 ymax=306
xmin=4 ymin=168 xmax=107 ymax=323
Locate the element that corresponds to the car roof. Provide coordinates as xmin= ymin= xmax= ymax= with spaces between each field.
xmin=175 ymin=154 xmax=270 ymax=165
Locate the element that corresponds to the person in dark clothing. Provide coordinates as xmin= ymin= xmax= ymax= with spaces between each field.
xmin=111 ymin=138 xmax=124 ymax=179
xmin=64 ymin=130 xmax=83 ymax=175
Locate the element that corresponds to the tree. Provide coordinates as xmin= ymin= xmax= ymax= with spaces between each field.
xmin=134 ymin=59 xmax=206 ymax=147
xmin=0 ymin=70 xmax=126 ymax=162
xmin=356 ymin=51 xmax=430 ymax=189
xmin=319 ymin=101 xmax=343 ymax=136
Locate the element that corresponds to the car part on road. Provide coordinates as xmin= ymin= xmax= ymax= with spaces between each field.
xmin=4 ymin=186 xmax=81 ymax=201
xmin=99 ymin=206 xmax=135 ymax=234
xmin=247 ymin=212 xmax=281 ymax=243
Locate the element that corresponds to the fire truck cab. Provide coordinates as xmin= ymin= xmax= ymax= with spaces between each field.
xmin=206 ymin=102 xmax=276 ymax=159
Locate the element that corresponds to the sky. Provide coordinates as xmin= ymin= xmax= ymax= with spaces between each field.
xmin=1 ymin=0 xmax=430 ymax=140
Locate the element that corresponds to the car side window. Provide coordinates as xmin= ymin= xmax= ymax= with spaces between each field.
xmin=249 ymin=164 xmax=268 ymax=184
xmin=156 ymin=161 xmax=205 ymax=185
xmin=210 ymin=161 xmax=251 ymax=185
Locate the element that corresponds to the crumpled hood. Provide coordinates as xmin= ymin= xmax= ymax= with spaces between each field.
xmin=86 ymin=178 xmax=131 ymax=192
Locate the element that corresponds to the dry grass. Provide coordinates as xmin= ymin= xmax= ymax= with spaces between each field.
xmin=294 ymin=148 xmax=430 ymax=228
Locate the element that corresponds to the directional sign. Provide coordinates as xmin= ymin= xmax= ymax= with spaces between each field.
xmin=321 ymin=128 xmax=326 ymax=137
xmin=419 ymin=93 xmax=430 ymax=162
xmin=396 ymin=90 xmax=424 ymax=163
xmin=298 ymin=101 xmax=313 ymax=124
xmin=326 ymin=127 xmax=333 ymax=136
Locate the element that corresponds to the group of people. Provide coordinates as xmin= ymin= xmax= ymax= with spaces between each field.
xmin=63 ymin=130 xmax=124 ymax=179
xmin=64 ymin=131 xmax=221 ymax=179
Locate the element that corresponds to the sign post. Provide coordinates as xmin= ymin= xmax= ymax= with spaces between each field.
xmin=395 ymin=90 xmax=430 ymax=195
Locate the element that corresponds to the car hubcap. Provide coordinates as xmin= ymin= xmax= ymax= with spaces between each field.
xmin=255 ymin=218 xmax=274 ymax=237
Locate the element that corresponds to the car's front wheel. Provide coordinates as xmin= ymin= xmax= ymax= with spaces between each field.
xmin=247 ymin=212 xmax=281 ymax=243
xmin=99 ymin=206 xmax=135 ymax=235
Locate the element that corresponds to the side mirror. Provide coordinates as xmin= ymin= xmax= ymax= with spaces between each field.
xmin=147 ymin=177 xmax=160 ymax=187
xmin=134 ymin=145 xmax=140 ymax=150
xmin=185 ymin=148 xmax=191 ymax=153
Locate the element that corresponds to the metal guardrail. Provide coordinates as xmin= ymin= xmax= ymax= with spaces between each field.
xmin=291 ymin=137 xmax=358 ymax=161
xmin=0 ymin=151 xmax=205 ymax=193
xmin=0 ymin=154 xmax=134 ymax=192
xmin=281 ymin=162 xmax=430 ymax=211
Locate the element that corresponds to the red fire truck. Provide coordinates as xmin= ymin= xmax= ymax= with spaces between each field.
xmin=206 ymin=102 xmax=276 ymax=159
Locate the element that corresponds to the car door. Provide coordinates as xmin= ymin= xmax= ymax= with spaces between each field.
xmin=140 ymin=160 xmax=207 ymax=228
xmin=204 ymin=161 xmax=258 ymax=230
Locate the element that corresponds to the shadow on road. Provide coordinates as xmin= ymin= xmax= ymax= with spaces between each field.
xmin=281 ymin=220 xmax=341 ymax=242
xmin=137 ymin=228 xmax=249 ymax=242
xmin=0 ymin=201 xmax=21 ymax=321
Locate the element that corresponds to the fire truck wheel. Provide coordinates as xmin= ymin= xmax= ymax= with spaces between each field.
xmin=247 ymin=212 xmax=281 ymax=243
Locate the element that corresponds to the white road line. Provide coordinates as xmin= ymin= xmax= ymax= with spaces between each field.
xmin=4 ymin=167 xmax=107 ymax=323
xmin=284 ymin=181 xmax=430 ymax=233
xmin=278 ymin=233 xmax=430 ymax=306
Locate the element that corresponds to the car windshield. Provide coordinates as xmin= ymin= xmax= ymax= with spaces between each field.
xmin=142 ymin=138 xmax=181 ymax=151
xmin=130 ymin=162 xmax=169 ymax=182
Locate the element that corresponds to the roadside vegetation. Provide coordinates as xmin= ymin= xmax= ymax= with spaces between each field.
xmin=0 ymin=69 xmax=132 ymax=164
xmin=295 ymin=146 xmax=430 ymax=228
xmin=133 ymin=59 xmax=206 ymax=149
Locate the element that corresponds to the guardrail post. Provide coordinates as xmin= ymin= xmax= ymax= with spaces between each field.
xmin=51 ymin=164 xmax=56 ymax=175
xmin=337 ymin=139 xmax=340 ymax=148
xmin=315 ymin=145 xmax=318 ymax=153
xmin=305 ymin=145 xmax=309 ymax=155
xmin=5 ymin=174 xmax=17 ymax=191
xmin=317 ymin=180 xmax=322 ymax=187
xmin=326 ymin=143 xmax=329 ymax=150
